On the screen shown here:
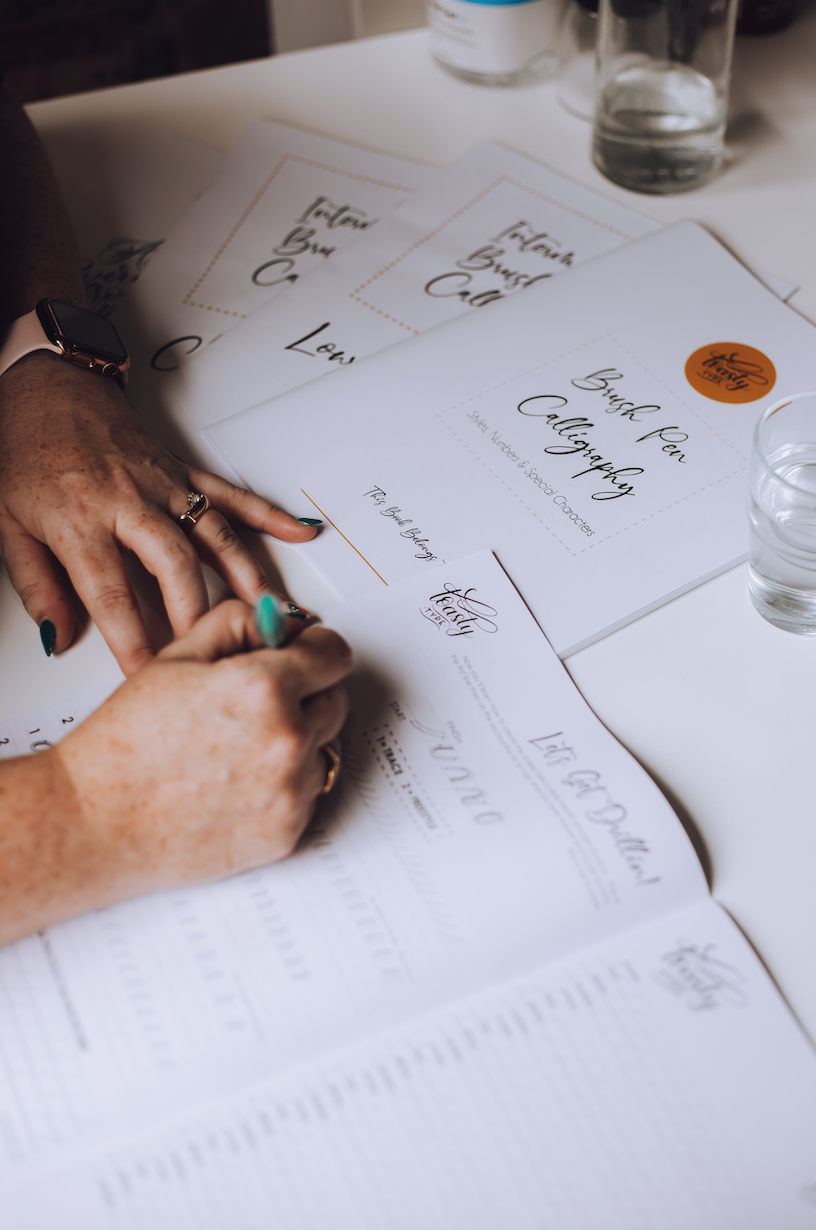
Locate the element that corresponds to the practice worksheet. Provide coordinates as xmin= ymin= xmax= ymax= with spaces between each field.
xmin=6 ymin=899 xmax=816 ymax=1229
xmin=0 ymin=554 xmax=705 ymax=1183
xmin=116 ymin=120 xmax=433 ymax=456
xmin=161 ymin=139 xmax=660 ymax=464
xmin=208 ymin=221 xmax=816 ymax=657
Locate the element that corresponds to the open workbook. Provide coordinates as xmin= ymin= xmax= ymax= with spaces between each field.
xmin=2 ymin=553 xmax=816 ymax=1227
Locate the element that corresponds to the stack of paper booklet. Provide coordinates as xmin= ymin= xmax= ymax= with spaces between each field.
xmin=3 ymin=120 xmax=816 ymax=1227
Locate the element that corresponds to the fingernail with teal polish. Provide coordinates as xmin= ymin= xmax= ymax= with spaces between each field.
xmin=255 ymin=594 xmax=287 ymax=648
xmin=297 ymin=518 xmax=322 ymax=527
xmin=40 ymin=620 xmax=56 ymax=657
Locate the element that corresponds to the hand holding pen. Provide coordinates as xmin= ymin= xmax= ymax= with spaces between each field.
xmin=5 ymin=598 xmax=351 ymax=944
xmin=255 ymin=592 xmax=344 ymax=793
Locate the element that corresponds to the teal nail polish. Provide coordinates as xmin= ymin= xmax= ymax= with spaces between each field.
xmin=255 ymin=594 xmax=288 ymax=648
xmin=40 ymin=619 xmax=56 ymax=657
xmin=297 ymin=517 xmax=323 ymax=527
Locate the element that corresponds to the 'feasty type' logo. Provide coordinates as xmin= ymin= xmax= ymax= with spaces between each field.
xmin=685 ymin=342 xmax=776 ymax=404
xmin=420 ymin=583 xmax=498 ymax=638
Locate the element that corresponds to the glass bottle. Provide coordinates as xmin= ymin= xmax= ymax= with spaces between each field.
xmin=428 ymin=0 xmax=561 ymax=86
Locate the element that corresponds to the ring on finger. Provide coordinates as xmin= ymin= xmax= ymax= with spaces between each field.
xmin=320 ymin=744 xmax=342 ymax=795
xmin=179 ymin=492 xmax=211 ymax=529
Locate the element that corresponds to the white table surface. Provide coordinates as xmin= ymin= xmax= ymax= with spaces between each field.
xmin=5 ymin=22 xmax=816 ymax=1039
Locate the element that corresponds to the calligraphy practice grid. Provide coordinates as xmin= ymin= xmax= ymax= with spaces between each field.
xmin=6 ymin=900 xmax=816 ymax=1229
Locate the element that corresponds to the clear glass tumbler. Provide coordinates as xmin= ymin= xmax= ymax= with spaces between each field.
xmin=591 ymin=0 xmax=739 ymax=194
xmin=748 ymin=392 xmax=816 ymax=635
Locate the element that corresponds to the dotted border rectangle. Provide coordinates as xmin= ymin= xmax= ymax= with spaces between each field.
xmin=182 ymin=154 xmax=421 ymax=317
xmin=347 ymin=175 xmax=646 ymax=336
xmin=438 ymin=334 xmax=749 ymax=557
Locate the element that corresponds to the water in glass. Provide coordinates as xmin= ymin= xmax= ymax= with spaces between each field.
xmin=749 ymin=442 xmax=816 ymax=634
xmin=592 ymin=60 xmax=724 ymax=194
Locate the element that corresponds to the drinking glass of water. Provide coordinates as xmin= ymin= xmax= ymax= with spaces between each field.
xmin=749 ymin=392 xmax=816 ymax=635
xmin=591 ymin=0 xmax=739 ymax=194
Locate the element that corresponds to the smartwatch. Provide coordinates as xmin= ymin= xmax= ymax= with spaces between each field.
xmin=0 ymin=299 xmax=130 ymax=383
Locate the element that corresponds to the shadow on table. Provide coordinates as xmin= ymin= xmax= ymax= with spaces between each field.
xmin=637 ymin=759 xmax=714 ymax=889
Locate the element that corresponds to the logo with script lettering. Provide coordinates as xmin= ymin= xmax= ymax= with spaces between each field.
xmin=685 ymin=342 xmax=776 ymax=404
xmin=655 ymin=942 xmax=747 ymax=1010
xmin=420 ymin=583 xmax=498 ymax=638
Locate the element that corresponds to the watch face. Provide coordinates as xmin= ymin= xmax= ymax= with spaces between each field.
xmin=45 ymin=300 xmax=128 ymax=362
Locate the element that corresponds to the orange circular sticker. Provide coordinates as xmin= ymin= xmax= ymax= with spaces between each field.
xmin=685 ymin=342 xmax=776 ymax=404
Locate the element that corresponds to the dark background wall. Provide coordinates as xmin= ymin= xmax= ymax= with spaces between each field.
xmin=1 ymin=0 xmax=272 ymax=103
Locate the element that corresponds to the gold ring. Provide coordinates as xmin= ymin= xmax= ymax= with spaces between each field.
xmin=179 ymin=492 xmax=210 ymax=528
xmin=320 ymin=744 xmax=342 ymax=795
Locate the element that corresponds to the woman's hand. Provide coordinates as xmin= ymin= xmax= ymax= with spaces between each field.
xmin=0 ymin=352 xmax=321 ymax=675
xmin=0 ymin=600 xmax=351 ymax=946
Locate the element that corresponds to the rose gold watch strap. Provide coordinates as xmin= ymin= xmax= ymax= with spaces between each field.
xmin=0 ymin=308 xmax=62 ymax=379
